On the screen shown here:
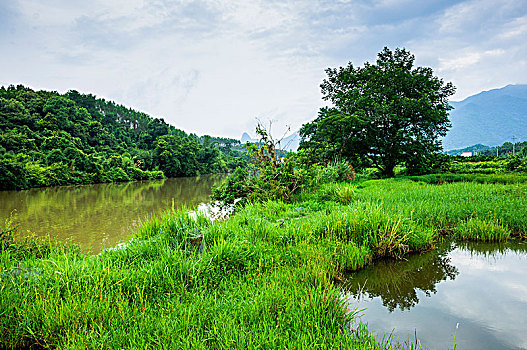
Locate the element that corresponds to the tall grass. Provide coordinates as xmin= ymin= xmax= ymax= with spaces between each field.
xmin=1 ymin=177 xmax=526 ymax=348
xmin=1 ymin=206 xmax=391 ymax=349
xmin=352 ymin=178 xmax=527 ymax=235
xmin=406 ymin=173 xmax=527 ymax=185
xmin=453 ymin=217 xmax=511 ymax=242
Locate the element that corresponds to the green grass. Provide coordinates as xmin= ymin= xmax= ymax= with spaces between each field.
xmin=406 ymin=173 xmax=527 ymax=185
xmin=1 ymin=177 xmax=526 ymax=349
xmin=453 ymin=217 xmax=511 ymax=242
xmin=352 ymin=177 xmax=527 ymax=235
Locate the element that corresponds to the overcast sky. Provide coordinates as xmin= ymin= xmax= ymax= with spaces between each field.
xmin=1 ymin=0 xmax=526 ymax=139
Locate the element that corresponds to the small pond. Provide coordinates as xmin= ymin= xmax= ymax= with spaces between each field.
xmin=341 ymin=240 xmax=527 ymax=350
xmin=0 ymin=175 xmax=225 ymax=254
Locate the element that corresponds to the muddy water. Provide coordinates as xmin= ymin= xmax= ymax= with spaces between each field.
xmin=0 ymin=175 xmax=225 ymax=254
xmin=341 ymin=240 xmax=527 ymax=350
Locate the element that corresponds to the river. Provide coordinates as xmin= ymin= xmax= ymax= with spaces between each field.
xmin=341 ymin=240 xmax=527 ymax=350
xmin=0 ymin=175 xmax=225 ymax=254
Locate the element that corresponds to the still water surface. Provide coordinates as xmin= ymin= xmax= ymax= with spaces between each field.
xmin=341 ymin=240 xmax=527 ymax=350
xmin=0 ymin=175 xmax=225 ymax=254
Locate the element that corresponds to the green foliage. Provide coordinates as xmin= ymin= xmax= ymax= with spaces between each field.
xmin=0 ymin=85 xmax=245 ymax=190
xmin=0 ymin=156 xmax=27 ymax=190
xmin=212 ymin=125 xmax=357 ymax=205
xmin=311 ymin=182 xmax=357 ymax=205
xmin=449 ymin=159 xmax=507 ymax=174
xmin=354 ymin=177 xmax=527 ymax=235
xmin=0 ymin=206 xmax=383 ymax=349
xmin=478 ymin=140 xmax=527 ymax=157
xmin=153 ymin=134 xmax=205 ymax=177
xmin=407 ymin=173 xmax=527 ymax=185
xmin=505 ymin=154 xmax=527 ymax=172
xmin=300 ymin=47 xmax=455 ymax=177
xmin=211 ymin=167 xmax=251 ymax=204
xmin=325 ymin=158 xmax=356 ymax=181
xmin=337 ymin=184 xmax=356 ymax=204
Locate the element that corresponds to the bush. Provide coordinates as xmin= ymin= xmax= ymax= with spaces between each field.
xmin=212 ymin=125 xmax=358 ymax=206
xmin=148 ymin=170 xmax=165 ymax=180
xmin=318 ymin=158 xmax=355 ymax=183
xmin=211 ymin=167 xmax=251 ymax=204
xmin=105 ymin=167 xmax=131 ymax=182
xmin=0 ymin=156 xmax=27 ymax=190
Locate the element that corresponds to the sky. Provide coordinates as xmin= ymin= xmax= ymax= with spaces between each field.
xmin=1 ymin=0 xmax=527 ymax=139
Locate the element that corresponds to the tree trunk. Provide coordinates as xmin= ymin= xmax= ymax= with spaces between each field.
xmin=381 ymin=161 xmax=396 ymax=177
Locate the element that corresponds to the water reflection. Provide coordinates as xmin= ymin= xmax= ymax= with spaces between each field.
xmin=456 ymin=239 xmax=527 ymax=257
xmin=341 ymin=240 xmax=527 ymax=350
xmin=0 ymin=175 xmax=225 ymax=254
xmin=341 ymin=242 xmax=459 ymax=311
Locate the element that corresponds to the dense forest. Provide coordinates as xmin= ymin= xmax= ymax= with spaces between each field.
xmin=0 ymin=85 xmax=246 ymax=190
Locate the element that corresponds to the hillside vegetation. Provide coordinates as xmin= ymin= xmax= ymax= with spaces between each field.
xmin=0 ymin=85 xmax=246 ymax=190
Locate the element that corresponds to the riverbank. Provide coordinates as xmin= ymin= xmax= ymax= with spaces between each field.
xmin=1 ymin=176 xmax=526 ymax=348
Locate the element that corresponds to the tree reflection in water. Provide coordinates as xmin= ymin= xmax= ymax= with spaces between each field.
xmin=340 ymin=241 xmax=459 ymax=311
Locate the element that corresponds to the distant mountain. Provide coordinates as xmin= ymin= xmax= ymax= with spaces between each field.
xmin=279 ymin=131 xmax=300 ymax=151
xmin=241 ymin=132 xmax=257 ymax=143
xmin=239 ymin=131 xmax=300 ymax=151
xmin=443 ymin=84 xmax=527 ymax=150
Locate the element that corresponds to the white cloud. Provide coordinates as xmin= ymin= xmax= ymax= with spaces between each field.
xmin=1 ymin=0 xmax=526 ymax=137
xmin=499 ymin=14 xmax=527 ymax=38
xmin=484 ymin=49 xmax=505 ymax=56
xmin=438 ymin=52 xmax=481 ymax=71
xmin=406 ymin=0 xmax=527 ymax=100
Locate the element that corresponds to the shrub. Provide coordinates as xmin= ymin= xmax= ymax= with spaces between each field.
xmin=105 ymin=167 xmax=131 ymax=182
xmin=319 ymin=158 xmax=355 ymax=183
xmin=212 ymin=127 xmax=357 ymax=206
xmin=211 ymin=167 xmax=251 ymax=204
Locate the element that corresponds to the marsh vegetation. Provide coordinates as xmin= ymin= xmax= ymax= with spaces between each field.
xmin=2 ymin=173 xmax=526 ymax=349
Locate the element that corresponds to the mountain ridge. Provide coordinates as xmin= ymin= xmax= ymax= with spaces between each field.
xmin=239 ymin=131 xmax=300 ymax=151
xmin=443 ymin=84 xmax=527 ymax=150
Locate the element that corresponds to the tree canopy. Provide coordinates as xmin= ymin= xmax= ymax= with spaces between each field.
xmin=299 ymin=47 xmax=456 ymax=176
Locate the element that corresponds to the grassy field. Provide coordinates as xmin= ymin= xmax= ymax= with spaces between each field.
xmin=1 ymin=175 xmax=526 ymax=349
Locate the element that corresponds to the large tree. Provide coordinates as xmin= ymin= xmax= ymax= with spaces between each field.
xmin=300 ymin=47 xmax=456 ymax=176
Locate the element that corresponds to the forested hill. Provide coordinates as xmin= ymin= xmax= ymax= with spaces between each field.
xmin=0 ymin=85 xmax=245 ymax=190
